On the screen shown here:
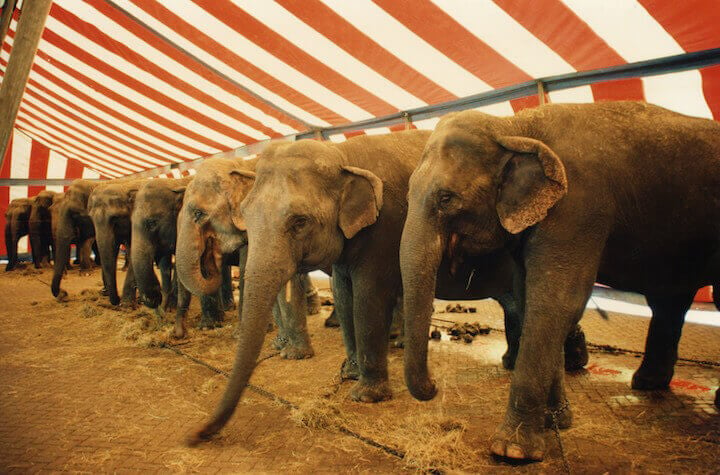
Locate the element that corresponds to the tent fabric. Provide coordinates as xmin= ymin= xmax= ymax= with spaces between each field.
xmin=1 ymin=0 xmax=720 ymax=255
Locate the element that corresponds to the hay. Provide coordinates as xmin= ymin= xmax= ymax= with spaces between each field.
xmin=80 ymin=303 xmax=102 ymax=318
xmin=290 ymin=397 xmax=346 ymax=431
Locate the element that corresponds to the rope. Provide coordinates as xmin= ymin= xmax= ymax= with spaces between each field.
xmin=160 ymin=343 xmax=411 ymax=465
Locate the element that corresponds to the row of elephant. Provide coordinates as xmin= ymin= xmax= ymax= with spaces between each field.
xmin=40 ymin=101 xmax=719 ymax=462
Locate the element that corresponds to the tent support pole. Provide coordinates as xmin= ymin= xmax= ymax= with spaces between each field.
xmin=0 ymin=0 xmax=53 ymax=171
xmin=0 ymin=0 xmax=18 ymax=47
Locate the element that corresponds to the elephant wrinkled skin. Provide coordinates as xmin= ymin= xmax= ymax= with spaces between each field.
xmin=400 ymin=102 xmax=720 ymax=461
xmin=4 ymin=198 xmax=33 ymax=271
xmin=28 ymin=190 xmax=58 ymax=268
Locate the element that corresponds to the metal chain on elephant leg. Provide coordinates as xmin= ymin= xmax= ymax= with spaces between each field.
xmin=546 ymin=399 xmax=572 ymax=475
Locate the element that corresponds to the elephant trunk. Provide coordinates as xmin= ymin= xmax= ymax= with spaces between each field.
xmin=51 ymin=218 xmax=74 ymax=297
xmin=176 ymin=206 xmax=221 ymax=296
xmin=188 ymin=237 xmax=294 ymax=445
xmin=400 ymin=207 xmax=443 ymax=401
xmin=131 ymin=229 xmax=162 ymax=308
xmin=96 ymin=224 xmax=120 ymax=305
xmin=4 ymin=221 xmax=17 ymax=271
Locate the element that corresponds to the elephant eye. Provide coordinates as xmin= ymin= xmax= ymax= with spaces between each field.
xmin=289 ymin=215 xmax=309 ymax=234
xmin=192 ymin=208 xmax=206 ymax=223
xmin=437 ymin=191 xmax=456 ymax=209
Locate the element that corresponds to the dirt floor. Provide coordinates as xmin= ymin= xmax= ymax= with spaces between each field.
xmin=0 ymin=264 xmax=718 ymax=473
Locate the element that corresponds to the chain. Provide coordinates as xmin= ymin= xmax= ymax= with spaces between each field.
xmin=546 ymin=399 xmax=572 ymax=474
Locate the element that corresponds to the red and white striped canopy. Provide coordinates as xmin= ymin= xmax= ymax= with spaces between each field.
xmin=1 ymin=0 xmax=720 ymax=253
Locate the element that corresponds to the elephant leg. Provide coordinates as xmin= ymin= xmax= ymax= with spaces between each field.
xmin=497 ymin=292 xmax=522 ymax=370
xmin=79 ymin=238 xmax=95 ymax=272
xmin=301 ymin=273 xmax=321 ymax=315
xmin=220 ymin=261 xmax=235 ymax=311
xmin=632 ymin=291 xmax=693 ymax=390
xmin=491 ymin=240 xmax=600 ymax=461
xmin=92 ymin=240 xmax=101 ymax=266
xmin=198 ymin=292 xmax=224 ymax=329
xmin=564 ymin=324 xmax=589 ymax=371
xmin=544 ymin=365 xmax=572 ymax=429
xmin=390 ymin=296 xmax=404 ymax=348
xmin=160 ymin=256 xmax=177 ymax=312
xmin=173 ymin=279 xmax=191 ymax=339
xmin=349 ymin=267 xmax=396 ymax=403
xmin=120 ymin=245 xmax=137 ymax=306
xmin=324 ymin=309 xmax=340 ymax=327
xmin=271 ymin=300 xmax=286 ymax=349
xmin=332 ymin=269 xmax=358 ymax=380
xmin=274 ymin=274 xmax=314 ymax=360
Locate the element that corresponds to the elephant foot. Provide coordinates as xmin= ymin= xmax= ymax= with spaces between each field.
xmin=280 ymin=343 xmax=314 ymax=360
xmin=502 ymin=350 xmax=517 ymax=370
xmin=153 ymin=307 xmax=166 ymax=329
xmin=5 ymin=264 xmax=15 ymax=272
xmin=172 ymin=322 xmax=188 ymax=340
xmin=99 ymin=286 xmax=109 ymax=297
xmin=631 ymin=367 xmax=672 ymax=390
xmin=350 ymin=379 xmax=392 ymax=403
xmin=564 ymin=326 xmax=589 ymax=371
xmin=55 ymin=289 xmax=69 ymax=303
xmin=324 ymin=310 xmax=340 ymax=328
xmin=197 ymin=318 xmax=222 ymax=330
xmin=272 ymin=335 xmax=288 ymax=350
xmin=120 ymin=298 xmax=137 ymax=310
xmin=544 ymin=402 xmax=573 ymax=429
xmin=490 ymin=417 xmax=545 ymax=461
xmin=222 ymin=298 xmax=235 ymax=312
xmin=340 ymin=358 xmax=360 ymax=380
xmin=306 ymin=290 xmax=321 ymax=316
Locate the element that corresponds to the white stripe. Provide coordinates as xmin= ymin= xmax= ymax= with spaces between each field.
xmin=187 ymin=169 xmax=197 ymax=176
xmin=21 ymin=100 xmax=160 ymax=169
xmin=170 ymin=169 xmax=182 ymax=179
xmin=15 ymin=110 xmax=143 ymax=173
xmin=111 ymin=0 xmax=329 ymax=128
xmin=38 ymin=19 xmax=244 ymax=148
xmin=325 ymin=0 xmax=512 ymax=117
xmin=10 ymin=129 xmax=31 ymax=183
xmin=46 ymin=150 xmax=67 ymax=179
xmin=548 ymin=87 xmax=596 ymax=104
xmin=5 ymin=34 xmax=214 ymax=156
xmin=476 ymin=102 xmax=517 ymax=117
xmin=364 ymin=127 xmax=393 ymax=135
xmin=238 ymin=0 xmax=426 ymax=111
xmin=71 ymin=1 xmax=298 ymax=136
xmin=414 ymin=117 xmax=441 ymax=130
xmin=14 ymin=122 xmax=125 ymax=178
xmin=564 ymin=0 xmax=712 ymax=118
xmin=82 ymin=168 xmax=101 ymax=179
xmin=156 ymin=0 xmax=373 ymax=121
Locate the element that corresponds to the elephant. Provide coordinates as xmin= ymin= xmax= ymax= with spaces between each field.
xmin=174 ymin=156 xmax=320 ymax=351
xmin=88 ymin=179 xmax=150 ymax=306
xmin=4 ymin=197 xmax=33 ymax=271
xmin=51 ymin=178 xmax=131 ymax=301
xmin=28 ymin=190 xmax=58 ymax=268
xmin=131 ymin=176 xmax=234 ymax=337
xmin=186 ymin=130 xmax=432 ymax=446
xmin=399 ymin=101 xmax=720 ymax=461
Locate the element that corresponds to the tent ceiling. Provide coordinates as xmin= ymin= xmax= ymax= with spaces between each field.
xmin=0 ymin=0 xmax=719 ymax=180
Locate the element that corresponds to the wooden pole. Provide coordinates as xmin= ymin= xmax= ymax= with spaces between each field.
xmin=0 ymin=0 xmax=18 ymax=48
xmin=537 ymin=80 xmax=548 ymax=106
xmin=0 ymin=0 xmax=53 ymax=169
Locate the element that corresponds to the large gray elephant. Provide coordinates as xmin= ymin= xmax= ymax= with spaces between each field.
xmin=174 ymin=157 xmax=320 ymax=351
xmin=88 ymin=179 xmax=149 ymax=306
xmin=400 ymin=102 xmax=720 ymax=461
xmin=4 ymin=197 xmax=33 ymax=271
xmin=28 ymin=190 xmax=58 ymax=268
xmin=51 ymin=179 xmax=112 ymax=300
xmin=131 ymin=176 xmax=232 ymax=337
xmin=186 ymin=130 xmax=431 ymax=446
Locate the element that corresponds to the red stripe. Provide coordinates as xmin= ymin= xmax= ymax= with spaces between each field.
xmin=196 ymin=0 xmax=397 ymax=119
xmin=53 ymin=2 xmax=283 ymax=141
xmin=277 ymin=0 xmax=454 ymax=106
xmin=28 ymin=140 xmax=50 ymax=196
xmin=42 ymin=7 xmax=243 ymax=149
xmin=494 ymin=0 xmax=645 ymax=102
xmin=64 ymin=156 xmax=85 ymax=180
xmin=18 ymin=92 xmax=160 ymax=169
xmin=19 ymin=86 xmax=179 ymax=165
xmin=3 ymin=33 xmax=210 ymax=158
xmin=0 ymin=133 xmax=12 ymax=179
xmin=91 ymin=0 xmax=303 ymax=134
xmin=639 ymin=0 xmax=720 ymax=119
xmin=132 ymin=0 xmax=346 ymax=125
xmin=17 ymin=109 xmax=139 ymax=175
xmin=15 ymin=119 xmax=130 ymax=177
xmin=375 ymin=0 xmax=540 ymax=112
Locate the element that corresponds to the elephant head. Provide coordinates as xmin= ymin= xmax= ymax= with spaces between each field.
xmin=175 ymin=158 xmax=252 ymax=297
xmin=4 ymin=198 xmax=33 ymax=271
xmin=51 ymin=180 xmax=98 ymax=298
xmin=400 ymin=110 xmax=568 ymax=400
xmin=29 ymin=190 xmax=57 ymax=268
xmin=188 ymin=139 xmax=386 ymax=444
xmin=131 ymin=178 xmax=190 ymax=308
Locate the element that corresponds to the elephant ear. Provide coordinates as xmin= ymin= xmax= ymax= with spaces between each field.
xmin=127 ymin=189 xmax=138 ymax=209
xmin=338 ymin=166 xmax=383 ymax=239
xmin=226 ymin=169 xmax=256 ymax=230
xmin=170 ymin=185 xmax=187 ymax=213
xmin=495 ymin=136 xmax=567 ymax=234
